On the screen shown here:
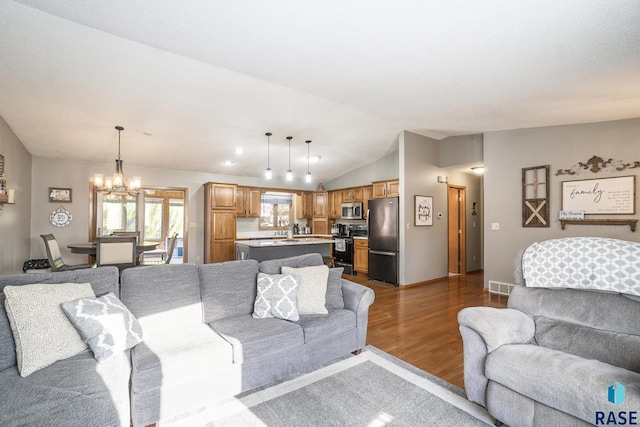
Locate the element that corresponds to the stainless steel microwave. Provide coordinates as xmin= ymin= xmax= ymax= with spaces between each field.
xmin=341 ymin=202 xmax=363 ymax=220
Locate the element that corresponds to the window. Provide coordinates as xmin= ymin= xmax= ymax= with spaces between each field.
xmin=260 ymin=192 xmax=292 ymax=229
xmin=100 ymin=193 xmax=137 ymax=235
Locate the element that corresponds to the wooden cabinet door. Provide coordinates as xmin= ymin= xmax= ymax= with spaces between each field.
xmin=387 ymin=180 xmax=400 ymax=197
xmin=247 ymin=188 xmax=261 ymax=217
xmin=328 ymin=190 xmax=342 ymax=219
xmin=212 ymin=211 xmax=236 ymax=240
xmin=236 ymin=187 xmax=247 ymax=216
xmin=372 ymin=182 xmax=387 ymax=199
xmin=211 ymin=242 xmax=236 ymax=263
xmin=351 ymin=187 xmax=363 ymax=202
xmin=362 ymin=186 xmax=373 ymax=218
xmin=354 ymin=239 xmax=368 ymax=274
xmin=304 ymin=192 xmax=313 ymax=218
xmin=210 ymin=183 xmax=237 ymax=209
xmin=312 ymin=218 xmax=329 ymax=235
xmin=313 ymin=192 xmax=328 ymax=217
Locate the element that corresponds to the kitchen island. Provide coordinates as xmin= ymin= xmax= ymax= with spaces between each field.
xmin=235 ymin=238 xmax=333 ymax=262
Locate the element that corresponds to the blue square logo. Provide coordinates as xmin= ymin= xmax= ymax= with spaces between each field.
xmin=608 ymin=382 xmax=625 ymax=406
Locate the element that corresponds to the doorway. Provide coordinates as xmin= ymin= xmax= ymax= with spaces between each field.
xmin=448 ymin=185 xmax=466 ymax=274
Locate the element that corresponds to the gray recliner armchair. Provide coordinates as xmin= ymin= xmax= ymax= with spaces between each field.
xmin=458 ymin=237 xmax=640 ymax=427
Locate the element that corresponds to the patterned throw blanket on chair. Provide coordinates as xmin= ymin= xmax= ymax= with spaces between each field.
xmin=522 ymin=237 xmax=640 ymax=297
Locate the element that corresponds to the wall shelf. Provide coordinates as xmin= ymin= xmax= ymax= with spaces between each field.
xmin=560 ymin=219 xmax=637 ymax=232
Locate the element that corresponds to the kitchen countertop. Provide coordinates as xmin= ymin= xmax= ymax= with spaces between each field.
xmin=236 ymin=233 xmax=332 ymax=240
xmin=235 ymin=237 xmax=335 ymax=248
xmin=353 ymin=236 xmax=368 ymax=239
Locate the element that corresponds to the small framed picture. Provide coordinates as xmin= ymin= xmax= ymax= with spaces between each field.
xmin=415 ymin=195 xmax=433 ymax=226
xmin=49 ymin=187 xmax=72 ymax=203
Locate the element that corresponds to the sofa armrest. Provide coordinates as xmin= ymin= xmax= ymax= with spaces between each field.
xmin=341 ymin=279 xmax=375 ymax=349
xmin=457 ymin=307 xmax=535 ymax=407
xmin=458 ymin=307 xmax=535 ymax=352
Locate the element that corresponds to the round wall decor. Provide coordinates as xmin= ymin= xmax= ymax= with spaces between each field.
xmin=49 ymin=206 xmax=72 ymax=227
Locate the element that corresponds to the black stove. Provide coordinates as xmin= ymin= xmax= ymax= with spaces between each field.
xmin=333 ymin=224 xmax=367 ymax=274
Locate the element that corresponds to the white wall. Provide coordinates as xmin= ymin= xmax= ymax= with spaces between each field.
xmin=0 ymin=117 xmax=32 ymax=273
xmin=483 ymin=118 xmax=640 ymax=286
xmin=325 ymin=145 xmax=399 ymax=190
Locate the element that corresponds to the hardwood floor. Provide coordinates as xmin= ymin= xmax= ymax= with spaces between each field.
xmin=344 ymin=271 xmax=508 ymax=389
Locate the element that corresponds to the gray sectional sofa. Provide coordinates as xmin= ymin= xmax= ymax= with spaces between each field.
xmin=458 ymin=237 xmax=640 ymax=427
xmin=0 ymin=267 xmax=131 ymax=427
xmin=0 ymin=253 xmax=375 ymax=426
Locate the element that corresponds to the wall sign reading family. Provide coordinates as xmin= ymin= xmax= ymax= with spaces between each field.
xmin=561 ymin=175 xmax=635 ymax=214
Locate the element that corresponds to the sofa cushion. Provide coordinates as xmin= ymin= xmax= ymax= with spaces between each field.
xmin=486 ymin=344 xmax=640 ymax=424
xmin=325 ymin=267 xmax=344 ymax=310
xmin=294 ymin=309 xmax=355 ymax=343
xmin=281 ymin=265 xmax=329 ymax=315
xmin=4 ymin=282 xmax=95 ymax=377
xmin=199 ymin=260 xmax=260 ymax=323
xmin=210 ymin=315 xmax=304 ymax=364
xmin=120 ymin=264 xmax=202 ymax=330
xmin=0 ymin=267 xmax=119 ymax=371
xmin=0 ymin=350 xmax=131 ymax=427
xmin=62 ymin=292 xmax=144 ymax=362
xmin=258 ymin=253 xmax=324 ymax=274
xmin=253 ymin=273 xmax=299 ymax=321
xmin=508 ymin=286 xmax=640 ymax=369
xmin=130 ymin=324 xmax=232 ymax=393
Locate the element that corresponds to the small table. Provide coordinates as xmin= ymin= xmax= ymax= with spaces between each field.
xmin=68 ymin=242 xmax=160 ymax=262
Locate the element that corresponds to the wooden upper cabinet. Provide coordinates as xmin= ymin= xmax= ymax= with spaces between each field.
xmin=328 ymin=190 xmax=342 ymax=219
xmin=343 ymin=187 xmax=363 ymax=202
xmin=313 ymin=191 xmax=328 ymax=217
xmin=237 ymin=187 xmax=261 ymax=217
xmin=209 ymin=183 xmax=237 ymax=209
xmin=362 ymin=185 xmax=373 ymax=218
xmin=372 ymin=179 xmax=399 ymax=199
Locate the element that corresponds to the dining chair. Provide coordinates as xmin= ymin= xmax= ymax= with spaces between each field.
xmin=40 ymin=234 xmax=95 ymax=272
xmin=141 ymin=232 xmax=179 ymax=266
xmin=111 ymin=231 xmax=141 ymax=244
xmin=96 ymin=236 xmax=137 ymax=271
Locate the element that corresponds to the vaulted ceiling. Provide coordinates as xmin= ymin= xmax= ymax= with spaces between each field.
xmin=1 ymin=1 xmax=639 ymax=183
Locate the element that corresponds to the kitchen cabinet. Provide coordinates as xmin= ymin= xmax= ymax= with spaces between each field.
xmin=313 ymin=191 xmax=328 ymax=217
xmin=343 ymin=187 xmax=363 ymax=202
xmin=328 ymin=190 xmax=342 ymax=219
xmin=204 ymin=182 xmax=237 ymax=263
xmin=312 ymin=218 xmax=329 ymax=235
xmin=295 ymin=192 xmax=314 ymax=219
xmin=362 ymin=185 xmax=373 ymax=218
xmin=236 ymin=187 xmax=261 ymax=217
xmin=354 ymin=238 xmax=368 ymax=275
xmin=209 ymin=182 xmax=237 ymax=209
xmin=372 ymin=179 xmax=399 ymax=199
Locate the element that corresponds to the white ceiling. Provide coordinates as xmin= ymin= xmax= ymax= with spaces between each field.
xmin=1 ymin=0 xmax=639 ymax=183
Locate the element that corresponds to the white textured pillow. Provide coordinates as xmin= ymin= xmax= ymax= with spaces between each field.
xmin=3 ymin=282 xmax=96 ymax=377
xmin=253 ymin=273 xmax=299 ymax=321
xmin=281 ymin=265 xmax=329 ymax=315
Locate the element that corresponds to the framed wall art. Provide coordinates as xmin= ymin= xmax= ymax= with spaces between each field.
xmin=415 ymin=195 xmax=433 ymax=226
xmin=561 ymin=175 xmax=635 ymax=214
xmin=49 ymin=187 xmax=72 ymax=203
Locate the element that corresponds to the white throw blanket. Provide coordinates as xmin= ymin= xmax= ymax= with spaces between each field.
xmin=522 ymin=237 xmax=640 ymax=297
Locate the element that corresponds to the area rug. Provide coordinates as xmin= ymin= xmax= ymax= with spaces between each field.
xmin=165 ymin=346 xmax=493 ymax=426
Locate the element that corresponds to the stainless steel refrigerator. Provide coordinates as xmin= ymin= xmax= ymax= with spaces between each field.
xmin=367 ymin=197 xmax=399 ymax=285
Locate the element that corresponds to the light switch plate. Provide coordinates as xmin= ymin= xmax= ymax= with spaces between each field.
xmin=491 ymin=222 xmax=500 ymax=230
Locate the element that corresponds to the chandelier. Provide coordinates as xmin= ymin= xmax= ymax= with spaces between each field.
xmin=93 ymin=126 xmax=141 ymax=195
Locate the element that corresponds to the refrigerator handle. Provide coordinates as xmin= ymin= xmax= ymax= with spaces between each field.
xmin=369 ymin=250 xmax=397 ymax=256
xmin=366 ymin=209 xmax=370 ymax=234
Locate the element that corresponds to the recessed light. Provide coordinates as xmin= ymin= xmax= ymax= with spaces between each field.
xmin=223 ymin=160 xmax=234 ymax=166
xmin=235 ymin=148 xmax=244 ymax=155
xmin=309 ymin=155 xmax=321 ymax=164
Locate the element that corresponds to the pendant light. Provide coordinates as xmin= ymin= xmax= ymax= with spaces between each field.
xmin=305 ymin=140 xmax=312 ymax=183
xmin=93 ymin=126 xmax=141 ymax=195
xmin=286 ymin=136 xmax=293 ymax=181
xmin=265 ymin=132 xmax=272 ymax=180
